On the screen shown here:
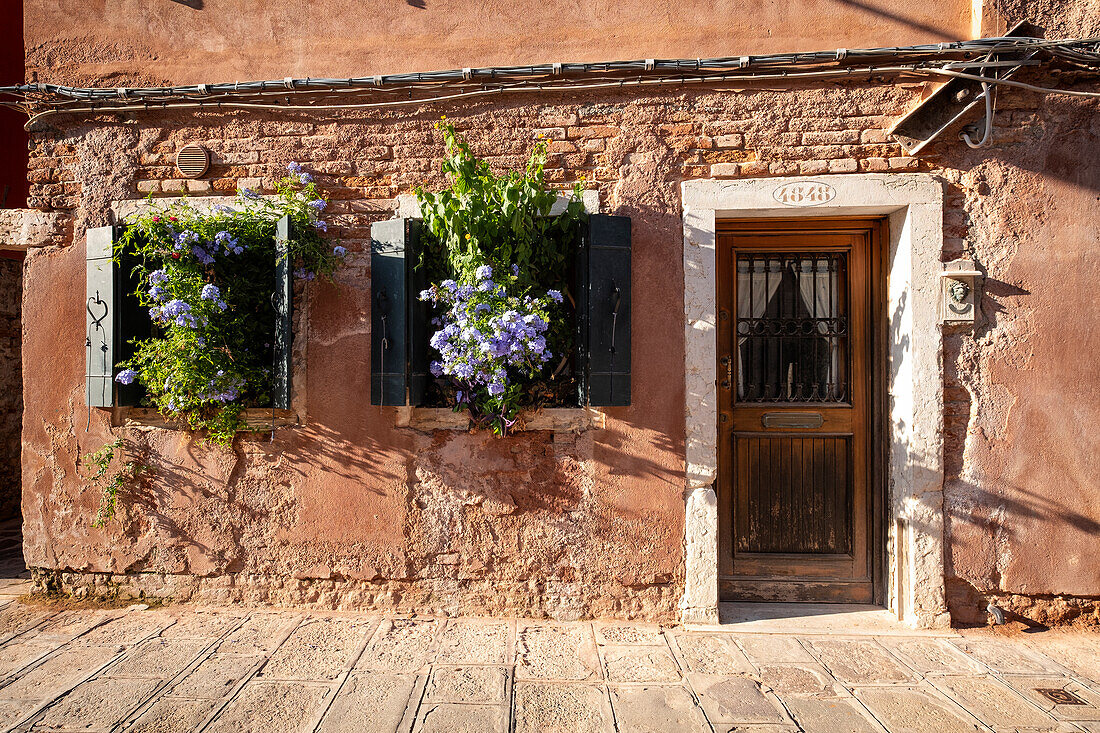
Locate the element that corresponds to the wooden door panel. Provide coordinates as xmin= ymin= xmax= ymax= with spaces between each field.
xmin=734 ymin=434 xmax=851 ymax=554
xmin=717 ymin=220 xmax=879 ymax=603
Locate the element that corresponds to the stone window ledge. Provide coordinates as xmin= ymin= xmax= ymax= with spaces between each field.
xmin=113 ymin=407 xmax=300 ymax=431
xmin=395 ymin=406 xmax=604 ymax=433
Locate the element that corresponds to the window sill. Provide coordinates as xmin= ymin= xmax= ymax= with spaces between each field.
xmin=113 ymin=407 xmax=300 ymax=431
xmin=395 ymin=407 xmax=605 ymax=433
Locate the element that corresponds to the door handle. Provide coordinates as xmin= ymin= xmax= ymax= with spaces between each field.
xmin=720 ymin=356 xmax=731 ymax=390
xmin=762 ymin=412 xmax=824 ymax=429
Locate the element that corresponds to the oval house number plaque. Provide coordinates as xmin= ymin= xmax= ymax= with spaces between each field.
xmin=773 ymin=181 xmax=837 ymax=207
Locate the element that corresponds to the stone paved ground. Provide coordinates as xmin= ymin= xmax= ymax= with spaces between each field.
xmin=0 ymin=600 xmax=1096 ymax=732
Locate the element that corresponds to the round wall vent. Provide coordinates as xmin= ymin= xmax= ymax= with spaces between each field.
xmin=175 ymin=144 xmax=210 ymax=178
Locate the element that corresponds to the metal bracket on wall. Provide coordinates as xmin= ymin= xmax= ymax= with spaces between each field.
xmin=888 ymin=22 xmax=1037 ymax=155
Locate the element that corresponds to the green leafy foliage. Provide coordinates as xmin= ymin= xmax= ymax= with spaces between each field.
xmin=82 ymin=439 xmax=149 ymax=528
xmin=414 ymin=121 xmax=586 ymax=431
xmin=115 ymin=168 xmax=345 ymax=445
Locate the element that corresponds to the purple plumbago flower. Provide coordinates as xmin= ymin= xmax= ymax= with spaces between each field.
xmin=423 ymin=270 xmax=556 ymax=410
xmin=287 ymin=162 xmax=302 ymax=174
xmin=149 ymin=284 xmax=167 ymax=301
xmin=547 ymin=289 xmax=563 ymax=303
xmin=240 ymin=187 xmax=260 ymax=199
xmin=309 ymin=199 xmax=327 ymax=212
xmin=192 ymin=245 xmax=215 ymax=265
xmin=299 ymin=172 xmax=313 ymax=184
xmin=173 ymin=230 xmax=199 ymax=251
xmin=512 ymin=264 xmax=520 ymax=276
xmin=294 ymin=268 xmax=316 ymax=281
xmin=333 ymin=245 xmax=347 ymax=257
xmin=314 ymin=220 xmax=327 ymax=232
xmin=148 ymin=269 xmax=169 ymax=284
xmin=215 ymin=230 xmax=243 ymax=254
xmin=201 ymin=284 xmax=221 ymax=301
xmin=115 ymin=368 xmax=138 ymax=385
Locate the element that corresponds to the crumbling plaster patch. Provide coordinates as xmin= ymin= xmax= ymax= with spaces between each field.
xmin=680 ymin=174 xmax=948 ymax=628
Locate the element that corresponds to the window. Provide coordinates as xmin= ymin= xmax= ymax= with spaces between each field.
xmin=369 ymin=214 xmax=631 ymax=409
xmin=84 ymin=216 xmax=294 ymax=412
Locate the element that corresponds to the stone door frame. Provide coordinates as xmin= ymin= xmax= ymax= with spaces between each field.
xmin=680 ymin=174 xmax=949 ymax=628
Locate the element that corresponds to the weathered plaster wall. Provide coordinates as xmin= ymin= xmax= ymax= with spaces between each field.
xmin=17 ymin=2 xmax=1100 ymax=620
xmin=0 ymin=255 xmax=22 ymax=520
xmin=941 ymin=99 xmax=1100 ymax=625
xmin=23 ymin=0 xmax=973 ymax=87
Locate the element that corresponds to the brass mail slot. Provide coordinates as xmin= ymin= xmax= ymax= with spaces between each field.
xmin=761 ymin=412 xmax=824 ymax=429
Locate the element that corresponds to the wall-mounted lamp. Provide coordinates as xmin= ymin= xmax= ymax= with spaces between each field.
xmin=940 ymin=259 xmax=982 ymax=326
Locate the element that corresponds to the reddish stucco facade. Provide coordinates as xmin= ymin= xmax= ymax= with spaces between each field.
xmin=10 ymin=0 xmax=1100 ymax=624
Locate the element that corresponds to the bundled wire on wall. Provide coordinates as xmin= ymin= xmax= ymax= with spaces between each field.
xmin=2 ymin=35 xmax=1098 ymax=130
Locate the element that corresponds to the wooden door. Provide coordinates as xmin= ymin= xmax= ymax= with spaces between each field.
xmin=717 ymin=220 xmax=880 ymax=603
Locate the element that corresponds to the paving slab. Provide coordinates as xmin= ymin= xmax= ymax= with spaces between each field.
xmin=738 ymin=635 xmax=816 ymax=665
xmin=215 ymin=613 xmax=299 ymax=656
xmin=434 ymin=619 xmax=509 ymax=665
xmin=688 ymin=673 xmax=791 ymax=725
xmin=425 ymin=665 xmax=508 ymax=703
xmin=930 ymin=675 xmax=1062 ymax=730
xmin=157 ymin=609 xmax=244 ymax=640
xmin=108 ymin=638 xmax=209 ymax=678
xmin=28 ymin=676 xmax=160 ymax=731
xmin=168 ymin=653 xmax=262 ymax=699
xmin=357 ymin=618 xmax=441 ymax=671
xmin=72 ymin=612 xmax=171 ymax=647
xmin=672 ymin=633 xmax=756 ymax=675
xmin=513 ymin=682 xmax=614 ymax=733
xmin=261 ymin=616 xmax=373 ymax=681
xmin=593 ymin=623 xmax=665 ymax=646
xmin=855 ymin=686 xmax=985 ymax=733
xmin=0 ymin=645 xmax=120 ymax=701
xmin=0 ymin=700 xmax=34 ymax=730
xmin=127 ymin=697 xmax=219 ymax=733
xmin=0 ymin=605 xmax=52 ymax=640
xmin=757 ymin=663 xmax=841 ymax=695
xmin=1018 ymin=633 xmax=1100 ymax=684
xmin=205 ymin=680 xmax=331 ymax=733
xmin=998 ymin=674 xmax=1100 ymax=721
xmin=948 ymin=635 xmax=1065 ymax=675
xmin=0 ymin=642 xmax=55 ymax=680
xmin=516 ymin=623 xmax=600 ymax=680
xmin=609 ymin=684 xmax=711 ymax=732
xmin=876 ymin=637 xmax=985 ymax=676
xmin=806 ymin=639 xmax=915 ymax=684
xmin=316 ymin=672 xmax=417 ymax=733
xmin=416 ymin=702 xmax=507 ymax=733
xmin=783 ymin=695 xmax=886 ymax=732
xmin=602 ymin=645 xmax=682 ymax=683
xmin=715 ymin=604 xmax=951 ymax=636
xmin=25 ymin=610 xmax=118 ymax=643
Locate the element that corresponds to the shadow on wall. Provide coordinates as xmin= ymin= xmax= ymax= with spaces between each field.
xmin=112 ymin=419 xmax=404 ymax=574
xmin=834 ymin=0 xmax=958 ymax=40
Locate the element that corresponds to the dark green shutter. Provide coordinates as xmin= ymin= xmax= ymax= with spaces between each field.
xmin=371 ymin=218 xmax=413 ymax=405
xmin=577 ymin=214 xmax=631 ymax=406
xmin=405 ymin=220 xmax=430 ymax=406
xmin=273 ymin=215 xmax=293 ymax=409
xmin=86 ymin=226 xmax=117 ymax=407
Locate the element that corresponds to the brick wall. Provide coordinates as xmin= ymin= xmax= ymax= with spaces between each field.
xmin=18 ymin=74 xmax=1100 ymax=623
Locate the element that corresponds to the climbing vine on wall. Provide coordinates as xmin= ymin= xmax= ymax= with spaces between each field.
xmin=114 ymin=165 xmax=346 ymax=445
xmin=414 ymin=121 xmax=586 ymax=434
